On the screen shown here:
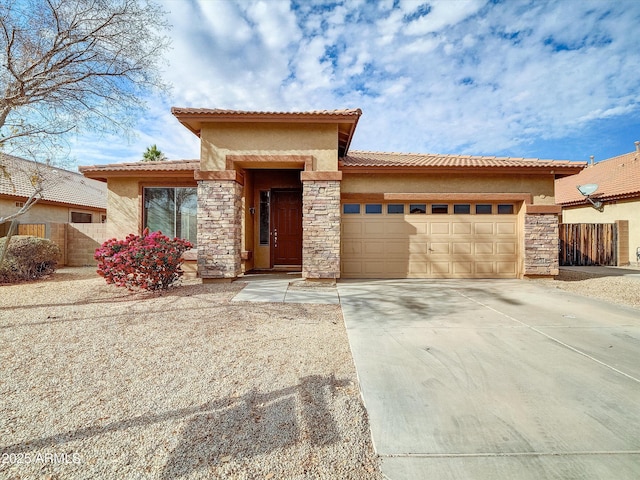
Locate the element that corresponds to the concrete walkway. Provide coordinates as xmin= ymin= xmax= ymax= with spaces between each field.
xmin=337 ymin=279 xmax=640 ymax=480
xmin=231 ymin=273 xmax=340 ymax=304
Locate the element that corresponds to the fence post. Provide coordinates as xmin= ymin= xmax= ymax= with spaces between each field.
xmin=615 ymin=220 xmax=629 ymax=266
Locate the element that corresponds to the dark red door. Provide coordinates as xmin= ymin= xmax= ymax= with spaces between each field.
xmin=271 ymin=190 xmax=302 ymax=266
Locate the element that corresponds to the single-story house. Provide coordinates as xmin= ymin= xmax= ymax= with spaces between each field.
xmin=556 ymin=142 xmax=640 ymax=265
xmin=80 ymin=108 xmax=585 ymax=281
xmin=1 ymin=154 xmax=107 ymax=229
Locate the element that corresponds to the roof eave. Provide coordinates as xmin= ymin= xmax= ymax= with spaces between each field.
xmin=339 ymin=164 xmax=585 ymax=175
xmin=0 ymin=192 xmax=106 ymax=210
xmin=558 ymin=190 xmax=640 ymax=206
xmin=171 ymin=108 xmax=363 ymax=141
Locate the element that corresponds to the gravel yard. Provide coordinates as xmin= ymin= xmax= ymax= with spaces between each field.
xmin=2 ymin=266 xmax=638 ymax=479
xmin=534 ymin=268 xmax=640 ymax=309
xmin=0 ymin=268 xmax=381 ymax=479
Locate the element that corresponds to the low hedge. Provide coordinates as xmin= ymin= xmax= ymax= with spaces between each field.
xmin=0 ymin=235 xmax=62 ymax=283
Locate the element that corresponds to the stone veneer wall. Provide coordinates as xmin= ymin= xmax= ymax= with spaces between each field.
xmin=197 ymin=180 xmax=242 ymax=278
xmin=302 ymin=180 xmax=341 ymax=279
xmin=524 ymin=213 xmax=559 ymax=276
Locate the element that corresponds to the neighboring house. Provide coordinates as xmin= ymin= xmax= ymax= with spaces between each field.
xmin=1 ymin=154 xmax=107 ymax=227
xmin=80 ymin=108 xmax=585 ymax=280
xmin=556 ymin=142 xmax=640 ymax=265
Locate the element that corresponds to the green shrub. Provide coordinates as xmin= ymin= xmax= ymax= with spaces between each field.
xmin=0 ymin=235 xmax=62 ymax=283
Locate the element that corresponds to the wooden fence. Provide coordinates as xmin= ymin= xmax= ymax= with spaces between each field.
xmin=17 ymin=223 xmax=46 ymax=238
xmin=559 ymin=223 xmax=617 ymax=266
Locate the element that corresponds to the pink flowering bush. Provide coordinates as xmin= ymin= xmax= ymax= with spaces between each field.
xmin=95 ymin=229 xmax=193 ymax=291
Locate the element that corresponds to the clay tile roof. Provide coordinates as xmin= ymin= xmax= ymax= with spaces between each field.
xmin=170 ymin=107 xmax=362 ymax=118
xmin=79 ymin=159 xmax=199 ymax=175
xmin=343 ymin=151 xmax=585 ymax=171
xmin=555 ymin=148 xmax=640 ymax=205
xmin=1 ymin=154 xmax=106 ymax=209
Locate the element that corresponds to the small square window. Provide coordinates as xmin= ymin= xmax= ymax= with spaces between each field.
xmin=343 ymin=204 xmax=360 ymax=214
xmin=475 ymin=204 xmax=492 ymax=214
xmin=454 ymin=204 xmax=471 ymax=214
xmin=365 ymin=204 xmax=382 ymax=214
xmin=432 ymin=204 xmax=448 ymax=214
xmin=498 ymin=204 xmax=514 ymax=214
xmin=387 ymin=204 xmax=404 ymax=214
xmin=409 ymin=204 xmax=426 ymax=214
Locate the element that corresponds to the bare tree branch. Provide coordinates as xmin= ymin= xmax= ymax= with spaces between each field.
xmin=0 ymin=0 xmax=171 ymax=159
xmin=0 ymin=0 xmax=170 ymax=235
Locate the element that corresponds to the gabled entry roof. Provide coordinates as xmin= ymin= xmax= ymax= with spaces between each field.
xmin=171 ymin=107 xmax=362 ymax=158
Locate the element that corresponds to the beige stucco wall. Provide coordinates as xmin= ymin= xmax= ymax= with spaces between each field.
xmin=0 ymin=198 xmax=103 ymax=224
xmin=200 ymin=123 xmax=339 ymax=172
xmin=562 ymin=198 xmax=640 ymax=265
xmin=341 ymin=173 xmax=555 ymax=204
xmin=106 ymin=178 xmax=140 ymax=239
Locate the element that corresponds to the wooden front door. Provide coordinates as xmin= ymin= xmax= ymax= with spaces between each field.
xmin=271 ymin=190 xmax=303 ymax=266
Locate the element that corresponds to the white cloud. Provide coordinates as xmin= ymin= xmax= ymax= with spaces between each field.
xmin=69 ymin=0 xmax=640 ymax=165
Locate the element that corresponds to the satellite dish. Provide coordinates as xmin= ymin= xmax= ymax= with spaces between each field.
xmin=577 ymin=184 xmax=599 ymax=196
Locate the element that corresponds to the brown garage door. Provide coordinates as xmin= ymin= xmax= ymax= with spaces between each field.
xmin=341 ymin=202 xmax=519 ymax=278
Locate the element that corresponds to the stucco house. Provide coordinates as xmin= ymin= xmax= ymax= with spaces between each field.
xmin=1 ymin=154 xmax=107 ymax=228
xmin=556 ymin=142 xmax=640 ymax=265
xmin=80 ymin=108 xmax=585 ymax=281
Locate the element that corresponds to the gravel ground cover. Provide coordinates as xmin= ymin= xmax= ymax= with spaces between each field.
xmin=0 ymin=268 xmax=381 ymax=480
xmin=534 ymin=268 xmax=640 ymax=309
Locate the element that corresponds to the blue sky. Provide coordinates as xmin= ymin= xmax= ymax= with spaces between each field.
xmin=72 ymin=0 xmax=640 ymax=167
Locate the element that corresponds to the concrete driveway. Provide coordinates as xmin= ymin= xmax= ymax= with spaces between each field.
xmin=337 ymin=279 xmax=640 ymax=479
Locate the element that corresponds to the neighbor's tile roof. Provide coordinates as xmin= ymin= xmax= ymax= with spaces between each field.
xmin=555 ymin=148 xmax=640 ymax=205
xmin=343 ymin=151 xmax=586 ymax=170
xmin=79 ymin=159 xmax=200 ymax=175
xmin=1 ymin=154 xmax=106 ymax=209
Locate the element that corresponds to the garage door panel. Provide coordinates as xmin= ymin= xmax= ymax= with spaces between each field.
xmin=385 ymin=241 xmax=410 ymax=255
xmin=409 ymin=242 xmax=428 ymax=254
xmin=475 ymin=242 xmax=494 ymax=255
xmin=385 ymin=222 xmax=415 ymax=235
xmin=476 ymin=262 xmax=496 ymax=274
xmin=363 ymin=241 xmax=385 ymax=254
xmin=497 ymin=262 xmax=517 ymax=274
xmin=452 ymin=242 xmax=472 ymax=254
xmin=341 ymin=206 xmax=519 ymax=279
xmin=497 ymin=242 xmax=517 ymax=255
xmin=452 ymin=222 xmax=472 ymax=235
xmin=474 ymin=223 xmax=494 ymax=235
xmin=343 ymin=222 xmax=362 ymax=235
xmin=384 ymin=261 xmax=409 ymax=275
xmin=409 ymin=261 xmax=429 ymax=273
xmin=453 ymin=262 xmax=473 ymax=275
xmin=430 ymin=222 xmax=450 ymax=235
xmin=341 ymin=261 xmax=363 ymax=275
xmin=415 ymin=223 xmax=429 ymax=234
xmin=497 ymin=222 xmax=516 ymax=235
xmin=430 ymin=242 xmax=450 ymax=254
xmin=431 ymin=262 xmax=451 ymax=275
xmin=364 ymin=223 xmax=385 ymax=235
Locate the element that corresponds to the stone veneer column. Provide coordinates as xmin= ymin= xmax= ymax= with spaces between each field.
xmin=197 ymin=179 xmax=242 ymax=279
xmin=524 ymin=211 xmax=559 ymax=276
xmin=301 ymin=173 xmax=342 ymax=279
